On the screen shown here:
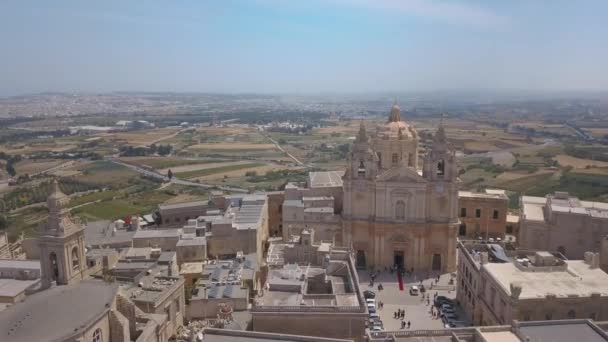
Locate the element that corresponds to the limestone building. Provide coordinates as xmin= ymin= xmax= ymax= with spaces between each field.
xmin=342 ymin=104 xmax=459 ymax=272
xmin=38 ymin=180 xmax=87 ymax=289
xmin=458 ymin=189 xmax=508 ymax=239
xmin=282 ymin=171 xmax=344 ymax=244
xmin=253 ymin=233 xmax=367 ymax=342
xmin=457 ymin=240 xmax=608 ymax=326
xmin=519 ymin=192 xmax=608 ymax=259
xmin=157 ymin=200 xmax=209 ymax=226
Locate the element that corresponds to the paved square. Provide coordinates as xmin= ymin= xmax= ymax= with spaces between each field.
xmin=358 ymin=269 xmax=463 ymax=331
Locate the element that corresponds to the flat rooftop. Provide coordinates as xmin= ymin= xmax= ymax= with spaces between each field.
xmin=484 ymin=259 xmax=608 ymax=299
xmin=518 ymin=320 xmax=608 ymax=342
xmin=133 ymin=228 xmax=182 ymax=239
xmin=478 ymin=331 xmax=520 ymax=342
xmin=159 ymin=200 xmax=208 ymax=211
xmin=309 ymin=171 xmax=344 ymax=188
xmin=459 ymin=189 xmax=508 ymax=200
xmin=0 ymin=280 xmax=118 ymax=342
xmin=85 ymin=220 xmax=135 ymax=247
xmin=176 ymin=237 xmax=206 ymax=246
xmin=0 ymin=259 xmax=40 ymax=271
xmin=522 ymin=195 xmax=608 ymax=222
xmin=258 ymin=261 xmax=359 ymax=307
xmin=179 ymin=262 xmax=203 ymax=275
xmin=128 ymin=276 xmax=183 ymax=304
xmin=200 ymin=328 xmax=353 ymax=342
xmin=233 ymin=203 xmax=264 ymax=230
xmin=0 ymin=279 xmax=39 ymax=297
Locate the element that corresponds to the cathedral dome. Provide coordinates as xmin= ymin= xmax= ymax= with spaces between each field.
xmin=377 ymin=103 xmax=417 ymax=140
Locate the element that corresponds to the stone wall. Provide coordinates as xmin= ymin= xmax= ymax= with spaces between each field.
xmin=116 ymin=293 xmax=138 ymax=339
xmin=252 ymin=311 xmax=366 ymax=342
xmin=109 ymin=310 xmax=130 ymax=342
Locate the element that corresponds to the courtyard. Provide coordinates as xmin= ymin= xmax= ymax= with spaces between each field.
xmin=357 ymin=269 xmax=468 ymax=332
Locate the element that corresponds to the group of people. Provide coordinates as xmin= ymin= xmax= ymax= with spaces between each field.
xmin=394 ymin=308 xmax=406 ymax=320
xmin=394 ymin=310 xmax=411 ymax=330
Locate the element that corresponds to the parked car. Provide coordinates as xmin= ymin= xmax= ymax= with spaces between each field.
xmin=443 ymin=313 xmax=458 ymax=321
xmin=410 ymin=285 xmax=420 ymax=296
xmin=371 ymin=326 xmax=383 ymax=332
xmin=364 ymin=290 xmax=376 ymax=299
xmin=448 ymin=320 xmax=470 ymax=328
xmin=367 ymin=304 xmax=376 ymax=313
xmin=436 ymin=296 xmax=453 ymax=305
xmin=369 ymin=313 xmax=380 ymax=320
xmin=366 ymin=298 xmax=376 ymax=305
xmin=442 ymin=307 xmax=456 ymax=315
xmin=368 ymin=317 xmax=382 ymax=326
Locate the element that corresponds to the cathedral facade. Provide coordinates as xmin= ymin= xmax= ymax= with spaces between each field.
xmin=342 ymin=104 xmax=458 ymax=273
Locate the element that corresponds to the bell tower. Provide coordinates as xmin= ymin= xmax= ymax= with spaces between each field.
xmin=423 ymin=119 xmax=457 ymax=182
xmin=38 ymin=180 xmax=86 ymax=289
xmin=345 ymin=121 xmax=377 ymax=180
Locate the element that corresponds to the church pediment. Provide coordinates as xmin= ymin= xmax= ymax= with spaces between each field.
xmin=376 ymin=165 xmax=427 ymax=183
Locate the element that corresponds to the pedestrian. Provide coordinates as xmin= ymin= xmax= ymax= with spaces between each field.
xmin=407 ymin=321 xmax=411 ymax=329
xmin=401 ymin=321 xmax=405 ymax=329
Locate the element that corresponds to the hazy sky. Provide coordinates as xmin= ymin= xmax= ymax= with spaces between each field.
xmin=1 ymin=0 xmax=607 ymax=96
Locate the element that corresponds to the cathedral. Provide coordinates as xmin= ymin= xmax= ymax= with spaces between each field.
xmin=342 ymin=103 xmax=458 ymax=273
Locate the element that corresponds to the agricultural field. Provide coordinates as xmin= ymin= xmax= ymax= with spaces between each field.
xmin=160 ymin=160 xmax=254 ymax=174
xmin=71 ymin=189 xmax=172 ymax=221
xmin=118 ymin=156 xmax=208 ymax=170
xmin=175 ymin=162 xmax=265 ymax=180
xmin=71 ymin=161 xmax=142 ymax=188
xmin=13 ymin=159 xmax=64 ymax=175
xmin=554 ymin=154 xmax=608 ymax=169
xmin=108 ymin=127 xmax=181 ymax=146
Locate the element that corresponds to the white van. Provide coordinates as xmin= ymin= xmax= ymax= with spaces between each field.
xmin=410 ymin=285 xmax=419 ymax=296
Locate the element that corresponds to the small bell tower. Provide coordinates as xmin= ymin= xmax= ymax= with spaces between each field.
xmin=38 ymin=180 xmax=86 ymax=288
xmin=423 ymin=117 xmax=457 ymax=182
xmin=345 ymin=121 xmax=377 ymax=180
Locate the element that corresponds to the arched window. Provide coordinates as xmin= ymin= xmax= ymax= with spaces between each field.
xmin=567 ymin=309 xmax=576 ymax=319
xmin=437 ymin=160 xmax=445 ymax=176
xmin=92 ymin=328 xmax=102 ymax=342
xmin=71 ymin=247 xmax=79 ymax=270
xmin=49 ymin=252 xmax=59 ymax=280
xmin=395 ymin=200 xmax=405 ymax=220
xmin=392 ymin=153 xmax=399 ymax=165
xmin=358 ymin=159 xmax=366 ymax=176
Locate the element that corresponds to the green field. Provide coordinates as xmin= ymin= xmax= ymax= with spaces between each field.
xmin=74 ymin=161 xmax=142 ymax=188
xmin=175 ymin=162 xmax=264 ymax=179
xmin=72 ymin=190 xmax=172 ymax=221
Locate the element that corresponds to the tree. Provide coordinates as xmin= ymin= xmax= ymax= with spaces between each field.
xmin=6 ymin=163 xmax=15 ymax=177
xmin=167 ymin=169 xmax=173 ymax=180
